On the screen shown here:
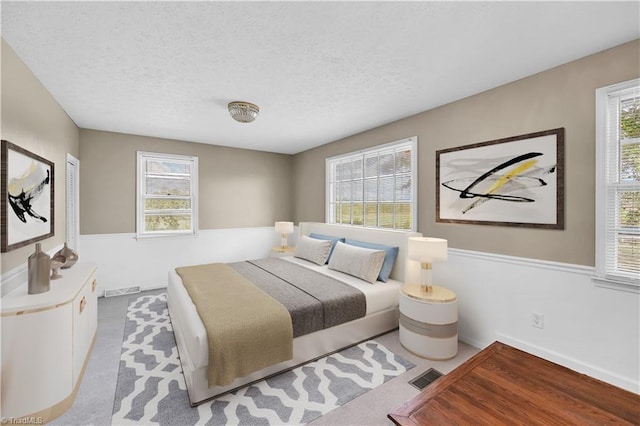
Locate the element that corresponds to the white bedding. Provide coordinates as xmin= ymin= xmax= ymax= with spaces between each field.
xmin=281 ymin=255 xmax=402 ymax=315
xmin=172 ymin=256 xmax=401 ymax=371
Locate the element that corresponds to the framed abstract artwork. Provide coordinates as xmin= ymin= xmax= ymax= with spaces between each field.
xmin=436 ymin=128 xmax=564 ymax=229
xmin=1 ymin=140 xmax=55 ymax=252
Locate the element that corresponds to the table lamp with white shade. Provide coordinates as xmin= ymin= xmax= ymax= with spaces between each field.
xmin=274 ymin=221 xmax=294 ymax=249
xmin=407 ymin=237 xmax=448 ymax=293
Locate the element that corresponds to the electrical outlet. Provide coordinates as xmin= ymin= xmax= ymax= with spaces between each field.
xmin=531 ymin=312 xmax=544 ymax=329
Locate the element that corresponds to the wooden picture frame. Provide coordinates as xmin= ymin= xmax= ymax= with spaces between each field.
xmin=1 ymin=140 xmax=55 ymax=252
xmin=436 ymin=128 xmax=564 ymax=229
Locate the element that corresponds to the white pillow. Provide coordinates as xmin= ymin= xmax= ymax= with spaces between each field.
xmin=294 ymin=235 xmax=333 ymax=265
xmin=328 ymin=241 xmax=386 ymax=284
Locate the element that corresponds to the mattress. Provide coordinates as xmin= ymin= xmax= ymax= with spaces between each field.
xmin=169 ymin=256 xmax=402 ymax=371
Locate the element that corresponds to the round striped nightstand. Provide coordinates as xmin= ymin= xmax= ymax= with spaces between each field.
xmin=399 ymin=283 xmax=458 ymax=360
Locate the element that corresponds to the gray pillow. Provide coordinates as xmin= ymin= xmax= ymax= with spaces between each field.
xmin=328 ymin=241 xmax=386 ymax=284
xmin=294 ymin=235 xmax=333 ymax=265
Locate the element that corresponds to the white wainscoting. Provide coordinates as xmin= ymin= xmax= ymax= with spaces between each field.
xmin=0 ymin=244 xmax=64 ymax=297
xmin=7 ymin=230 xmax=636 ymax=394
xmin=77 ymin=227 xmax=297 ymax=296
xmin=436 ymin=248 xmax=639 ymax=394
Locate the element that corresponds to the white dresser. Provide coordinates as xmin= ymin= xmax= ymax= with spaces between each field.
xmin=1 ymin=263 xmax=98 ymax=423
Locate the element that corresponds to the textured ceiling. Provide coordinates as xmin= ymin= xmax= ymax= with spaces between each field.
xmin=2 ymin=1 xmax=639 ymax=154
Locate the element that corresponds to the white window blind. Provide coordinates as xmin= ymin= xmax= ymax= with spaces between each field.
xmin=326 ymin=137 xmax=417 ymax=231
xmin=595 ymin=79 xmax=640 ymax=289
xmin=136 ymin=151 xmax=198 ymax=238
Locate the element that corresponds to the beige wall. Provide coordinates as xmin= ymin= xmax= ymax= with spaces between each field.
xmin=79 ymin=129 xmax=292 ymax=234
xmin=293 ymin=39 xmax=640 ymax=267
xmin=0 ymin=39 xmax=80 ymax=274
xmin=3 ymin=35 xmax=637 ymax=269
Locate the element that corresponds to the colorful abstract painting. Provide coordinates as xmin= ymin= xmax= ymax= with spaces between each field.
xmin=1 ymin=140 xmax=54 ymax=252
xmin=436 ymin=128 xmax=564 ymax=229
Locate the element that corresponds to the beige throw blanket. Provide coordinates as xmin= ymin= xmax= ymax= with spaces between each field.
xmin=175 ymin=263 xmax=293 ymax=386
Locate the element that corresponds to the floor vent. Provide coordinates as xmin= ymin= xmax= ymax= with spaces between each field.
xmin=409 ymin=368 xmax=443 ymax=391
xmin=104 ymin=286 xmax=141 ymax=298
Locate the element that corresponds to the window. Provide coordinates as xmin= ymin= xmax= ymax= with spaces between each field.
xmin=326 ymin=137 xmax=417 ymax=231
xmin=137 ymin=151 xmax=198 ymax=237
xmin=595 ymin=79 xmax=639 ymax=290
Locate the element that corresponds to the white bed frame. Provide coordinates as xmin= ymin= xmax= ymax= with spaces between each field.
xmin=167 ymin=222 xmax=422 ymax=405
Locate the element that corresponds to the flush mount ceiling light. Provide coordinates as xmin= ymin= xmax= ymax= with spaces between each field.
xmin=228 ymin=101 xmax=259 ymax=123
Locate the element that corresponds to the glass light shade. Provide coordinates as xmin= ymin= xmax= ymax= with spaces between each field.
xmin=408 ymin=237 xmax=448 ymax=263
xmin=228 ymin=101 xmax=259 ymax=123
xmin=274 ymin=221 xmax=294 ymax=234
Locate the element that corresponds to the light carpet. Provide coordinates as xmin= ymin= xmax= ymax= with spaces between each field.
xmin=112 ymin=293 xmax=414 ymax=425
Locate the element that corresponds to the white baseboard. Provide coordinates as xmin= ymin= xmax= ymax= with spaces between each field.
xmin=497 ymin=333 xmax=639 ymax=394
xmin=99 ymin=284 xmax=167 ymax=298
xmin=437 ymin=249 xmax=639 ymax=396
xmin=457 ymin=336 xmax=485 ymax=352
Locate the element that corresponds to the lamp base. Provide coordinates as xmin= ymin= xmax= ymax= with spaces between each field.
xmin=419 ymin=263 xmax=434 ymax=294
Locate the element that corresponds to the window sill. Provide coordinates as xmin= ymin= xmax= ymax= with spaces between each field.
xmin=326 ymin=223 xmax=417 ymax=233
xmin=592 ymin=276 xmax=640 ymax=294
xmin=135 ymin=232 xmax=198 ymax=241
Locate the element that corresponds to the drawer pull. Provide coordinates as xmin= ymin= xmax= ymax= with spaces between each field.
xmin=79 ymin=296 xmax=86 ymax=314
xmin=92 ymin=279 xmax=97 ymax=292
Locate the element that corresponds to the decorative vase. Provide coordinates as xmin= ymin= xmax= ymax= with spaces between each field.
xmin=28 ymin=243 xmax=51 ymax=294
xmin=50 ymin=257 xmax=65 ymax=280
xmin=53 ymin=242 xmax=78 ymax=269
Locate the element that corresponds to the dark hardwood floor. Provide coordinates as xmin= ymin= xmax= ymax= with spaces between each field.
xmin=388 ymin=341 xmax=640 ymax=425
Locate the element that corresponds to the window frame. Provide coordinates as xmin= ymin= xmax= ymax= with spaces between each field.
xmin=136 ymin=151 xmax=198 ymax=239
xmin=325 ymin=137 xmax=418 ymax=231
xmin=594 ymin=78 xmax=640 ymax=293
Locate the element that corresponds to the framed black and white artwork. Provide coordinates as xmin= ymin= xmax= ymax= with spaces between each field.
xmin=436 ymin=128 xmax=564 ymax=229
xmin=1 ymin=140 xmax=55 ymax=252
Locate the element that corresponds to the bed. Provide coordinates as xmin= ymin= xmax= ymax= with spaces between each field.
xmin=167 ymin=222 xmax=421 ymax=405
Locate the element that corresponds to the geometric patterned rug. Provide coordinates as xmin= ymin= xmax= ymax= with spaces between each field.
xmin=112 ymin=293 xmax=414 ymax=425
